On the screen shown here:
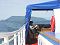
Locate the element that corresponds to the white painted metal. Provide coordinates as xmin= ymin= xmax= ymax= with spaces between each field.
xmin=18 ymin=32 xmax=20 ymax=45
xmin=54 ymin=9 xmax=60 ymax=39
xmin=38 ymin=34 xmax=42 ymax=45
xmin=0 ymin=24 xmax=26 ymax=45
xmin=14 ymin=33 xmax=17 ymax=45
xmin=23 ymin=26 xmax=25 ymax=45
xmin=4 ymin=36 xmax=9 ymax=45
xmin=54 ymin=9 xmax=60 ymax=33
xmin=21 ymin=30 xmax=22 ymax=45
xmin=38 ymin=34 xmax=53 ymax=45
xmin=19 ymin=29 xmax=22 ymax=45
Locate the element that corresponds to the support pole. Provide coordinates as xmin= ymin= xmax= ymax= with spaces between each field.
xmin=19 ymin=30 xmax=22 ymax=45
xmin=38 ymin=35 xmax=42 ymax=45
xmin=23 ymin=26 xmax=25 ymax=45
xmin=18 ymin=32 xmax=20 ymax=45
xmin=4 ymin=36 xmax=9 ymax=45
xmin=14 ymin=33 xmax=17 ymax=45
xmin=19 ymin=32 xmax=21 ymax=45
xmin=20 ymin=32 xmax=22 ymax=45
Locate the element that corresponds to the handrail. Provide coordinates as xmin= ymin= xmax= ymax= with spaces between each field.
xmin=38 ymin=34 xmax=54 ymax=45
xmin=0 ymin=24 xmax=26 ymax=45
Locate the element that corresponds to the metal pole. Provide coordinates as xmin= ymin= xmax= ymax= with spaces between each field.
xmin=18 ymin=32 xmax=20 ymax=45
xmin=4 ymin=36 xmax=9 ymax=45
xmin=22 ymin=26 xmax=25 ymax=45
xmin=14 ymin=33 xmax=17 ymax=45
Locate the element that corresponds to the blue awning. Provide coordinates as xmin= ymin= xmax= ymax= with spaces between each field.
xmin=25 ymin=1 xmax=60 ymax=34
xmin=26 ymin=1 xmax=60 ymax=10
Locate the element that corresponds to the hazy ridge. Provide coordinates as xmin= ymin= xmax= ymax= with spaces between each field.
xmin=0 ymin=16 xmax=50 ymax=32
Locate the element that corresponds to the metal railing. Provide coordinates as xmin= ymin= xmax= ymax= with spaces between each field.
xmin=0 ymin=24 xmax=26 ymax=45
xmin=38 ymin=34 xmax=53 ymax=45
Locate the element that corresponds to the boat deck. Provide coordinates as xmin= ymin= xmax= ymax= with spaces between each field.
xmin=26 ymin=27 xmax=60 ymax=45
xmin=40 ymin=28 xmax=60 ymax=45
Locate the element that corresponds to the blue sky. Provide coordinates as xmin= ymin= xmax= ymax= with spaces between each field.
xmin=0 ymin=0 xmax=55 ymax=20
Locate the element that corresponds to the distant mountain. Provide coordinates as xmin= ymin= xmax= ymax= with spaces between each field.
xmin=5 ymin=16 xmax=25 ymax=28
xmin=5 ymin=16 xmax=50 ymax=24
xmin=0 ymin=16 xmax=25 ymax=32
xmin=31 ymin=17 xmax=50 ymax=24
xmin=5 ymin=16 xmax=25 ymax=23
xmin=0 ymin=16 xmax=50 ymax=32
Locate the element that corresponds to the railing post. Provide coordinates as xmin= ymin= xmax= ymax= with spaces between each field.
xmin=20 ymin=30 xmax=22 ymax=45
xmin=18 ymin=32 xmax=20 ymax=45
xmin=14 ymin=33 xmax=17 ymax=45
xmin=20 ymin=32 xmax=21 ymax=45
xmin=38 ymin=35 xmax=42 ymax=45
xmin=22 ymin=26 xmax=25 ymax=45
xmin=4 ymin=36 xmax=9 ymax=45
xmin=19 ymin=30 xmax=23 ymax=45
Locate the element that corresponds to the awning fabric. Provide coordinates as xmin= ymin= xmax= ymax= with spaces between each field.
xmin=25 ymin=1 xmax=60 ymax=33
